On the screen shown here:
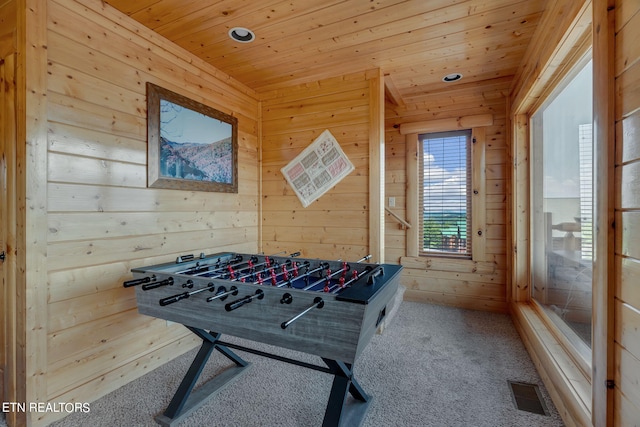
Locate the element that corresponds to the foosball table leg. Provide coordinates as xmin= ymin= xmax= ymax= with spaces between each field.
xmin=321 ymin=359 xmax=372 ymax=427
xmin=155 ymin=327 xmax=251 ymax=427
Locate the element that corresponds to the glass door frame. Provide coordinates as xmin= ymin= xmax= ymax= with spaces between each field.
xmin=528 ymin=53 xmax=594 ymax=378
xmin=507 ymin=2 xmax=615 ymax=424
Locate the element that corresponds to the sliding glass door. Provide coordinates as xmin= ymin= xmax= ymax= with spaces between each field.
xmin=530 ymin=57 xmax=593 ymax=353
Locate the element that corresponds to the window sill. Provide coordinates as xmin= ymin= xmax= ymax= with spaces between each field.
xmin=418 ymin=252 xmax=472 ymax=261
xmin=400 ymin=255 xmax=496 ymax=274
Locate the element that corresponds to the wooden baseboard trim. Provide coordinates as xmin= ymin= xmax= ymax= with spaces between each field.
xmin=403 ymin=290 xmax=508 ymax=313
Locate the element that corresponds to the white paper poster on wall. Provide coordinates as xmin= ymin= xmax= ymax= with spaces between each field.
xmin=281 ymin=129 xmax=355 ymax=208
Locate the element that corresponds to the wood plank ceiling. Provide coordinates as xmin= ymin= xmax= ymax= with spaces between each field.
xmin=103 ymin=0 xmax=546 ymax=104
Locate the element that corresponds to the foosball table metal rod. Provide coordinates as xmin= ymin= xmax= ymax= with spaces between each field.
xmin=302 ymin=264 xmax=347 ymax=291
xmin=223 ymin=250 xmax=298 ymax=280
xmin=206 ymin=285 xmax=238 ymax=302
xmin=158 ymin=282 xmax=215 ymax=306
xmin=174 ymin=254 xmax=244 ymax=276
xmin=281 ymin=297 xmax=324 ymax=329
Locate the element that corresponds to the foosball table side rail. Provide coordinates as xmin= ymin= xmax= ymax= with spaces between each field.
xmin=134 ymin=275 xmax=370 ymax=363
xmin=131 ymin=253 xmax=402 ymax=364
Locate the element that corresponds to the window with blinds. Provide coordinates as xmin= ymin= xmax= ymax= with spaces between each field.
xmin=419 ymin=130 xmax=472 ymax=257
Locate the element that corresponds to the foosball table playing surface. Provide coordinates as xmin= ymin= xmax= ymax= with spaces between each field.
xmin=124 ymin=251 xmax=403 ymax=427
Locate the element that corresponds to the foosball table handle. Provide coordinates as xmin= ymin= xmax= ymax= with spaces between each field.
xmin=367 ymin=267 xmax=384 ymax=285
xmin=123 ymin=275 xmax=154 ymax=288
xmin=142 ymin=277 xmax=174 ymax=290
xmin=160 ymin=292 xmax=190 ymax=306
xmin=225 ymin=289 xmax=264 ymax=311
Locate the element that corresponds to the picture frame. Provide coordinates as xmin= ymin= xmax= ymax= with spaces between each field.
xmin=146 ymin=82 xmax=238 ymax=193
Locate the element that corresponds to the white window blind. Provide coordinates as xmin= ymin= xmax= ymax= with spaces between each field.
xmin=419 ymin=130 xmax=472 ymax=257
xmin=578 ymin=123 xmax=593 ymax=260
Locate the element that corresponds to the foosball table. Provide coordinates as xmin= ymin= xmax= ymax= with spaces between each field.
xmin=124 ymin=251 xmax=403 ymax=427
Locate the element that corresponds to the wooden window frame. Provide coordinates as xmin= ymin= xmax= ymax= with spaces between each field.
xmin=401 ymin=115 xmax=492 ymax=266
xmin=508 ymin=1 xmax=616 ymax=425
xmin=418 ymin=130 xmax=473 ymax=258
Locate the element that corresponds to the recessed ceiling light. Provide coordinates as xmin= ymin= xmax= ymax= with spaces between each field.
xmin=442 ymin=73 xmax=463 ymax=82
xmin=229 ymin=27 xmax=255 ymax=43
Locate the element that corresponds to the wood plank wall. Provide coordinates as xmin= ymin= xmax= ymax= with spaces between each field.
xmin=0 ymin=0 xmax=15 ymax=58
xmin=0 ymin=0 xmax=17 ymax=407
xmin=614 ymin=0 xmax=640 ymax=424
xmin=34 ymin=0 xmax=260 ymax=424
xmin=0 ymin=2 xmax=16 ymax=412
xmin=20 ymin=1 xmax=50 ymax=418
xmin=260 ymin=71 xmax=377 ymax=262
xmin=385 ymin=81 xmax=509 ymax=312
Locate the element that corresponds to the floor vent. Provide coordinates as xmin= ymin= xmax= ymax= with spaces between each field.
xmin=508 ymin=381 xmax=549 ymax=416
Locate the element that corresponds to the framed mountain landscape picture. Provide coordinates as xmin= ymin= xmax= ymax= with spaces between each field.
xmin=146 ymin=82 xmax=238 ymax=193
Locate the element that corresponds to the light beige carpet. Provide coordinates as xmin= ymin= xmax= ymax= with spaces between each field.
xmin=15 ymin=302 xmax=565 ymax=427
